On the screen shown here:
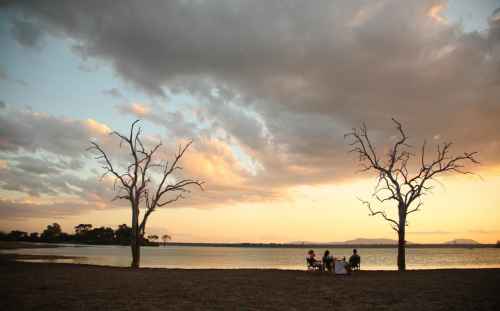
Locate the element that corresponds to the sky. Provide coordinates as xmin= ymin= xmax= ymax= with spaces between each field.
xmin=0 ymin=0 xmax=499 ymax=243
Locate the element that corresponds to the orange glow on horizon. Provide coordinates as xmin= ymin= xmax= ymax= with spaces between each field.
xmin=3 ymin=165 xmax=498 ymax=244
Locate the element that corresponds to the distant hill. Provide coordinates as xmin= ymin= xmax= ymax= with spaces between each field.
xmin=444 ymin=239 xmax=479 ymax=245
xmin=289 ymin=238 xmax=410 ymax=245
xmin=334 ymin=238 xmax=399 ymax=245
xmin=289 ymin=241 xmax=317 ymax=245
xmin=290 ymin=238 xmax=481 ymax=245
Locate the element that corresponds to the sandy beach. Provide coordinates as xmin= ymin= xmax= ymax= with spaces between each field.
xmin=2 ymin=255 xmax=499 ymax=311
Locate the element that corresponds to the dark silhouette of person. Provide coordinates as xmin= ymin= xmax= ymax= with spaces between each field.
xmin=322 ymin=250 xmax=334 ymax=272
xmin=349 ymin=248 xmax=361 ymax=270
xmin=306 ymin=250 xmax=323 ymax=271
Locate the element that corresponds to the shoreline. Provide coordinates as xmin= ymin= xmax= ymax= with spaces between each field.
xmin=2 ymin=251 xmax=500 ymax=272
xmin=4 ymin=255 xmax=500 ymax=272
xmin=2 ymin=240 xmax=497 ymax=250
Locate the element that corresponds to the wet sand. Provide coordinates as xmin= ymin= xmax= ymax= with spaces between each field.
xmin=2 ymin=259 xmax=499 ymax=311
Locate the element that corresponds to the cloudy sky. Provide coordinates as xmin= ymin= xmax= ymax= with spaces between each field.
xmin=1 ymin=0 xmax=499 ymax=243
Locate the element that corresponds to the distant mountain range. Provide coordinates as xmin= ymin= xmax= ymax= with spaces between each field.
xmin=289 ymin=238 xmax=402 ymax=245
xmin=289 ymin=238 xmax=480 ymax=245
xmin=444 ymin=239 xmax=480 ymax=245
xmin=290 ymin=238 xmax=408 ymax=245
xmin=335 ymin=238 xmax=408 ymax=245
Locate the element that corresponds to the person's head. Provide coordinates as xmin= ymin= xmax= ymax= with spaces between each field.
xmin=308 ymin=249 xmax=315 ymax=256
xmin=353 ymin=249 xmax=357 ymax=254
xmin=324 ymin=250 xmax=330 ymax=257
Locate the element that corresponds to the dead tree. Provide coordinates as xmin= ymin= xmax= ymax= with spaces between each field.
xmin=89 ymin=120 xmax=203 ymax=268
xmin=345 ymin=119 xmax=478 ymax=271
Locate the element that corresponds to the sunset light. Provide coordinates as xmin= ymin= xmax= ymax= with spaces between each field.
xmin=1 ymin=1 xmax=499 ymax=309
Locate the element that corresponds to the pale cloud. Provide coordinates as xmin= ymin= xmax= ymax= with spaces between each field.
xmin=0 ymin=198 xmax=113 ymax=219
xmin=84 ymin=118 xmax=111 ymax=135
xmin=129 ymin=103 xmax=150 ymax=117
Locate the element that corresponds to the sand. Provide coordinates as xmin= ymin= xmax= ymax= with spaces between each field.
xmin=2 ymin=258 xmax=499 ymax=311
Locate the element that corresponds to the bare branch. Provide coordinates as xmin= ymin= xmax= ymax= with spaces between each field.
xmin=406 ymin=201 xmax=423 ymax=215
xmin=87 ymin=142 xmax=130 ymax=191
xmin=347 ymin=119 xmax=479 ymax=241
xmin=358 ymin=198 xmax=399 ymax=232
xmin=89 ymin=121 xmax=204 ymax=256
xmin=347 ymin=119 xmax=479 ymax=271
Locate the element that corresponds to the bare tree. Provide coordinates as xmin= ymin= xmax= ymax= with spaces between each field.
xmin=162 ymin=233 xmax=172 ymax=246
xmin=345 ymin=119 xmax=478 ymax=271
xmin=89 ymin=120 xmax=203 ymax=268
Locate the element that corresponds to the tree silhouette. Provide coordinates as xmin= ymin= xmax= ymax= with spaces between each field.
xmin=74 ymin=224 xmax=93 ymax=235
xmin=29 ymin=232 xmax=39 ymax=241
xmin=115 ymin=224 xmax=132 ymax=244
xmin=345 ymin=119 xmax=478 ymax=271
xmin=87 ymin=227 xmax=115 ymax=243
xmin=8 ymin=230 xmax=28 ymax=241
xmin=147 ymin=234 xmax=159 ymax=242
xmin=89 ymin=120 xmax=203 ymax=268
xmin=41 ymin=223 xmax=62 ymax=241
xmin=161 ymin=234 xmax=172 ymax=246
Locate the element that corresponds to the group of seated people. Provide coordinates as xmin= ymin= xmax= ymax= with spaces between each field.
xmin=306 ymin=249 xmax=361 ymax=274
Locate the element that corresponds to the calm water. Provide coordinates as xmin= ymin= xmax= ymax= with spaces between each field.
xmin=4 ymin=244 xmax=500 ymax=270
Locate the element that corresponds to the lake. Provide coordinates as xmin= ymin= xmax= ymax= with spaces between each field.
xmin=4 ymin=244 xmax=500 ymax=270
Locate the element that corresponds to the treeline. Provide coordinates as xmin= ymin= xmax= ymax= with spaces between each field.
xmin=0 ymin=223 xmax=171 ymax=246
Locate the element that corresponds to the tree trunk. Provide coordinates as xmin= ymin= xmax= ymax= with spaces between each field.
xmin=397 ymin=229 xmax=406 ymax=271
xmin=397 ymin=204 xmax=406 ymax=271
xmin=131 ymin=237 xmax=140 ymax=268
xmin=131 ymin=206 xmax=140 ymax=268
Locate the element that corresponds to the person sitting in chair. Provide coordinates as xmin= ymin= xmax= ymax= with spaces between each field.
xmin=306 ymin=250 xmax=323 ymax=271
xmin=349 ymin=249 xmax=361 ymax=270
xmin=322 ymin=250 xmax=334 ymax=272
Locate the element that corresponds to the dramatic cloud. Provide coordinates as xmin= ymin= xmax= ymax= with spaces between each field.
xmin=0 ymin=107 xmax=281 ymax=218
xmin=0 ymin=108 xmax=109 ymax=156
xmin=5 ymin=0 xmax=499 ymax=161
xmin=116 ymin=102 xmax=198 ymax=138
xmin=0 ymin=108 xmax=125 ymax=216
xmin=1 ymin=0 xmax=499 ymax=221
xmin=9 ymin=15 xmax=43 ymax=48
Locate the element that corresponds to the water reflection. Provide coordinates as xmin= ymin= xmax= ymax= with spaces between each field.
xmin=4 ymin=245 xmax=500 ymax=270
